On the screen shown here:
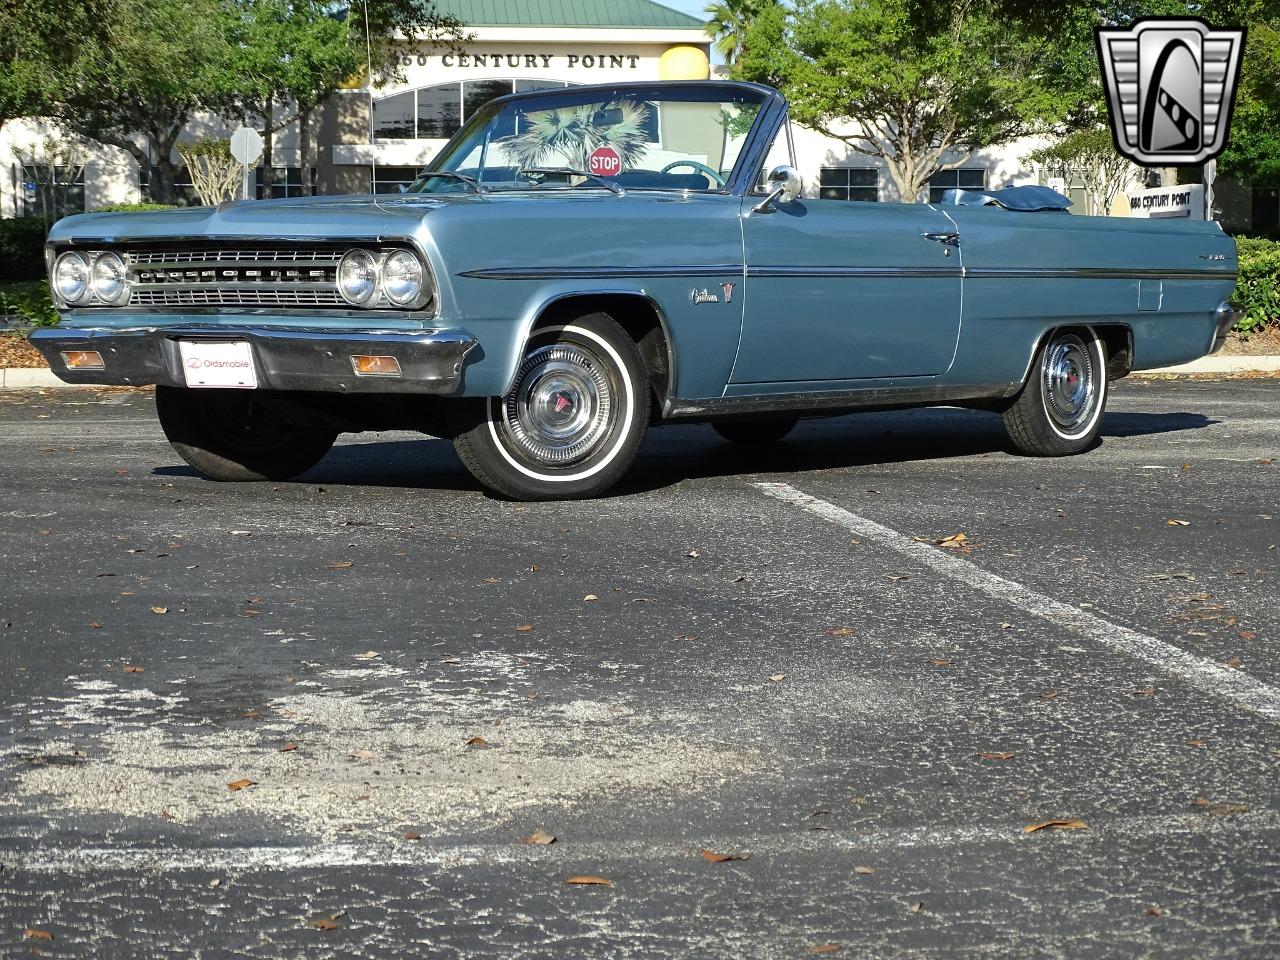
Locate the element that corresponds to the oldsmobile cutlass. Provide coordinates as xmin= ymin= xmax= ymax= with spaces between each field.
xmin=33 ymin=80 xmax=1239 ymax=500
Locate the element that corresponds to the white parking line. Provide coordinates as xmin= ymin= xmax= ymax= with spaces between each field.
xmin=7 ymin=810 xmax=1276 ymax=873
xmin=755 ymin=482 xmax=1280 ymax=722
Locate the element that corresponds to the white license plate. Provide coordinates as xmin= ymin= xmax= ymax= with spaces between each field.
xmin=179 ymin=340 xmax=257 ymax=389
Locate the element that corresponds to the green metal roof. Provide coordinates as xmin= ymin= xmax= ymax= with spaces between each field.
xmin=429 ymin=0 xmax=706 ymax=29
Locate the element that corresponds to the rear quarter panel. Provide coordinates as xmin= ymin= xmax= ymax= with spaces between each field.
xmin=947 ymin=207 xmax=1237 ymax=378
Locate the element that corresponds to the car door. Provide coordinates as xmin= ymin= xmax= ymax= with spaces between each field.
xmin=731 ymin=195 xmax=965 ymax=385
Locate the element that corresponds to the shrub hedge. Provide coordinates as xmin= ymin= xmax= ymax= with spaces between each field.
xmin=1232 ymin=237 xmax=1280 ymax=337
xmin=0 ymin=217 xmax=48 ymax=282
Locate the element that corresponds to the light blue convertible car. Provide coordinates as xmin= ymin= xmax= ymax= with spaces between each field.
xmin=33 ymin=80 xmax=1239 ymax=500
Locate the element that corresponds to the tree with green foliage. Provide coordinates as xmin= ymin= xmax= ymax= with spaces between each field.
xmin=224 ymin=1 xmax=466 ymax=197
xmin=1217 ymin=16 xmax=1280 ymax=185
xmin=703 ymin=0 xmax=779 ymax=65
xmin=734 ymin=0 xmax=1101 ymax=201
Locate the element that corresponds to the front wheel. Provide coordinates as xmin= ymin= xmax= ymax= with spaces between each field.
xmin=451 ymin=314 xmax=649 ymax=500
xmin=1003 ymin=327 xmax=1108 ymax=456
xmin=156 ymin=386 xmax=337 ymax=481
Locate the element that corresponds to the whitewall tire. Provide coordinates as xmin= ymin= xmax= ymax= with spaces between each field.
xmin=1003 ymin=327 xmax=1109 ymax=456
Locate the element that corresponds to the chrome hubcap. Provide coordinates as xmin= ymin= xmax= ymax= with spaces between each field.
xmin=500 ymin=344 xmax=614 ymax=465
xmin=1042 ymin=334 xmax=1095 ymax=431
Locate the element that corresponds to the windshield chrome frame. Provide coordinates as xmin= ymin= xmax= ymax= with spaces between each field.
xmin=421 ymin=80 xmax=790 ymax=199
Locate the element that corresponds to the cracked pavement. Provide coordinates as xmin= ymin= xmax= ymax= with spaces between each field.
xmin=0 ymin=379 xmax=1277 ymax=958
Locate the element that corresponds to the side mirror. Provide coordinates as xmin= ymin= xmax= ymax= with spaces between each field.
xmin=754 ymin=164 xmax=802 ymax=213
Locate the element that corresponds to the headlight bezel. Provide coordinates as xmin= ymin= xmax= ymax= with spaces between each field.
xmin=336 ymin=246 xmax=434 ymax=310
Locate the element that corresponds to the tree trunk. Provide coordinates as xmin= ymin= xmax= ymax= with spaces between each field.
xmin=260 ymin=96 xmax=273 ymax=200
xmin=299 ymin=104 xmax=312 ymax=196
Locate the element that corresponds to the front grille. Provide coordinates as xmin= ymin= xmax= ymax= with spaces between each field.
xmin=125 ymin=245 xmax=348 ymax=308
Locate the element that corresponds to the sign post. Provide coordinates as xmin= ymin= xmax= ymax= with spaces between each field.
xmin=1204 ymin=158 xmax=1216 ymax=221
xmin=229 ymin=127 xmax=264 ymax=201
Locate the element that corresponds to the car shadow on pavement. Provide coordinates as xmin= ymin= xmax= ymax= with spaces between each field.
xmin=150 ymin=409 xmax=1217 ymax=498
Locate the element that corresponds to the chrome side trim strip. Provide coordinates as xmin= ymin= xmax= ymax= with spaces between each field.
xmin=965 ymin=266 xmax=1237 ymax=280
xmin=458 ymin=265 xmax=743 ymax=280
xmin=663 ymin=383 xmax=1018 ymax=420
xmin=460 ymin=264 xmax=1234 ymax=282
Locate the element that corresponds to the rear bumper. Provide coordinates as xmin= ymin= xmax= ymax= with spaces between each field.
xmin=1211 ymin=301 xmax=1242 ymax=353
xmin=29 ymin=324 xmax=477 ymax=394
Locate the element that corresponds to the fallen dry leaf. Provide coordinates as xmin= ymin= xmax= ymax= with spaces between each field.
xmin=23 ymin=928 xmax=52 ymax=941
xmin=348 ymin=749 xmax=375 ymax=760
xmin=515 ymin=624 xmax=534 ymax=633
xmin=853 ymin=865 xmax=875 ymax=875
xmin=977 ymin=751 xmax=1015 ymax=761
xmin=310 ymin=916 xmax=340 ymax=931
xmin=1192 ymin=798 xmax=1248 ymax=816
xmin=280 ymin=742 xmax=298 ymax=753
xmin=1185 ymin=738 xmax=1207 ymax=748
xmin=565 ymin=875 xmax=612 ymax=886
xmin=1128 ymin=687 xmax=1157 ymax=697
xmin=686 ymin=549 xmax=700 ymax=558
xmin=768 ymin=673 xmax=786 ymax=683
xmin=1040 ymin=690 xmax=1059 ymax=700
xmin=465 ymin=736 xmax=489 ymax=748
xmin=520 ymin=828 xmax=556 ymax=845
xmin=828 ymin=627 xmax=854 ymax=637
xmin=403 ymin=831 xmax=421 ymax=841
xmin=807 ymin=944 xmax=842 ymax=954
xmin=1146 ymin=906 xmax=1166 ymax=917
xmin=1166 ymin=519 xmax=1190 ymax=526
xmin=150 ymin=606 xmax=168 ymax=615
xmin=123 ymin=665 xmax=145 ymax=674
xmin=354 ymin=650 xmax=379 ymax=660
xmin=908 ymin=901 xmax=924 ymax=914
xmin=1023 ymin=819 xmax=1087 ymax=833
xmin=701 ymin=849 xmax=750 ymax=863
xmin=938 ymin=532 xmax=968 ymax=547
xmin=327 ymin=561 xmax=354 ymax=569
xmin=89 ymin=621 xmax=102 ymax=629
xmin=583 ymin=594 xmax=599 ymax=602
xmin=227 ymin=778 xmax=256 ymax=792
xmin=1226 ymin=656 xmax=1243 ymax=668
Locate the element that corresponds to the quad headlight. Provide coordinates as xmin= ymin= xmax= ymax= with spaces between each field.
xmin=338 ymin=248 xmax=379 ymax=306
xmin=91 ymin=252 xmax=129 ymax=305
xmin=53 ymin=251 xmax=92 ymax=305
xmin=381 ymin=249 xmax=424 ymax=305
xmin=337 ymin=247 xmax=430 ymax=308
xmin=52 ymin=250 xmax=132 ymax=307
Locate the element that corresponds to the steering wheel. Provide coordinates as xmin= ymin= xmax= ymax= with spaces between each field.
xmin=659 ymin=160 xmax=726 ymax=187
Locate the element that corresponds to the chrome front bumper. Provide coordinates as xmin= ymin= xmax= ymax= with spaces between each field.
xmin=30 ymin=324 xmax=477 ymax=394
xmin=1212 ymin=300 xmax=1242 ymax=353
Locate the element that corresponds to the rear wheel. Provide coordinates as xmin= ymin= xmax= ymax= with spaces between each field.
xmin=1003 ymin=327 xmax=1108 ymax=456
xmin=712 ymin=418 xmax=797 ymax=445
xmin=156 ymin=386 xmax=337 ymax=481
xmin=451 ymin=313 xmax=649 ymax=500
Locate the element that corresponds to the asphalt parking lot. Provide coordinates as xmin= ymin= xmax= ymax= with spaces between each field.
xmin=0 ymin=378 xmax=1277 ymax=959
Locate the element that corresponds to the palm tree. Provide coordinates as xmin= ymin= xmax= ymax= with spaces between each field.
xmin=499 ymin=100 xmax=653 ymax=172
xmin=704 ymin=0 xmax=776 ymax=66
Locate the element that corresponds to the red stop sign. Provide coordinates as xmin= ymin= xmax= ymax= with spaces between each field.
xmin=587 ymin=146 xmax=622 ymax=177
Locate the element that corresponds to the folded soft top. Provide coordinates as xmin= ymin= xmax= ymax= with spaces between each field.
xmin=938 ymin=184 xmax=1072 ymax=211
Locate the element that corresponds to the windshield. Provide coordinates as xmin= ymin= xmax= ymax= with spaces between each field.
xmin=410 ymin=84 xmax=769 ymax=194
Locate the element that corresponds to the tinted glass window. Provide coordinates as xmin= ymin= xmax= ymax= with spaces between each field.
xmin=418 ymin=83 xmax=461 ymax=139
xmin=373 ymin=92 xmax=415 ymax=139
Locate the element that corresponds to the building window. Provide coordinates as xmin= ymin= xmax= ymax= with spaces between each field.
xmin=16 ymin=164 xmax=85 ymax=219
xmin=374 ymin=79 xmax=576 ymax=142
xmin=927 ymin=167 xmax=986 ymax=203
xmin=371 ymin=165 xmax=421 ymax=194
xmin=819 ymin=167 xmax=879 ymax=201
xmin=138 ymin=166 xmax=200 ymax=206
xmin=257 ymin=166 xmax=315 ymax=199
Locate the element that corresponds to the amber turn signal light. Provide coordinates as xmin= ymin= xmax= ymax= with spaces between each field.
xmin=350 ymin=354 xmax=402 ymax=377
xmin=61 ymin=350 xmax=105 ymax=370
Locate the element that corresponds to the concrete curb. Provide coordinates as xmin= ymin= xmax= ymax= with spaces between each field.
xmin=1140 ymin=355 xmax=1280 ymax=374
xmin=2 ymin=355 xmax=1279 ymax=390
xmin=0 ymin=368 xmax=65 ymax=389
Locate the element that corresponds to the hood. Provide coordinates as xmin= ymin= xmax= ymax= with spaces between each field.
xmin=47 ymin=193 xmax=488 ymax=245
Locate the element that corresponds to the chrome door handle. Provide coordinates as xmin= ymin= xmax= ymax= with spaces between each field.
xmin=922 ymin=231 xmax=960 ymax=246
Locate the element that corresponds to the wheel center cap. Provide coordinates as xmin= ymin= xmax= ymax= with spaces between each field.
xmin=553 ymin=392 xmax=573 ymax=414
